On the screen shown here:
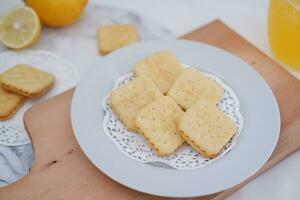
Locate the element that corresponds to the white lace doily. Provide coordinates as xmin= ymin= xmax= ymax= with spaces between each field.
xmin=103 ymin=69 xmax=244 ymax=170
xmin=0 ymin=50 xmax=79 ymax=146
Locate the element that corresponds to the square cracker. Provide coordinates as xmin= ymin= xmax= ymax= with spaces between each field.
xmin=109 ymin=76 xmax=162 ymax=132
xmin=135 ymin=96 xmax=184 ymax=156
xmin=97 ymin=24 xmax=139 ymax=55
xmin=179 ymin=99 xmax=236 ymax=158
xmin=133 ymin=50 xmax=183 ymax=94
xmin=167 ymin=68 xmax=223 ymax=110
xmin=1 ymin=64 xmax=55 ymax=97
xmin=0 ymin=86 xmax=26 ymax=120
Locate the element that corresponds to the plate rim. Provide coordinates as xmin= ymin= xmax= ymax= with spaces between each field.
xmin=71 ymin=39 xmax=280 ymax=197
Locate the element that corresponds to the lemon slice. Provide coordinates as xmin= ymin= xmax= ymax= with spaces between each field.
xmin=0 ymin=6 xmax=41 ymax=49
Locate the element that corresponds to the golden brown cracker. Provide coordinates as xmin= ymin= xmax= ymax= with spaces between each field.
xmin=1 ymin=64 xmax=55 ymax=97
xmin=167 ymin=68 xmax=223 ymax=110
xmin=109 ymin=76 xmax=162 ymax=132
xmin=179 ymin=99 xmax=236 ymax=158
xmin=0 ymin=86 xmax=26 ymax=120
xmin=133 ymin=50 xmax=183 ymax=94
xmin=97 ymin=24 xmax=139 ymax=55
xmin=135 ymin=96 xmax=184 ymax=156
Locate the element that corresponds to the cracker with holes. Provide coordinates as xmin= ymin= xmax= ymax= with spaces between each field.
xmin=179 ymin=100 xmax=236 ymax=158
xmin=135 ymin=96 xmax=184 ymax=156
xmin=133 ymin=50 xmax=183 ymax=94
xmin=0 ymin=86 xmax=26 ymax=120
xmin=1 ymin=64 xmax=55 ymax=97
xmin=97 ymin=24 xmax=139 ymax=55
xmin=167 ymin=68 xmax=223 ymax=110
xmin=110 ymin=76 xmax=162 ymax=132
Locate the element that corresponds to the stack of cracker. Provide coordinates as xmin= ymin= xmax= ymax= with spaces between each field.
xmin=0 ymin=64 xmax=55 ymax=120
xmin=109 ymin=50 xmax=236 ymax=158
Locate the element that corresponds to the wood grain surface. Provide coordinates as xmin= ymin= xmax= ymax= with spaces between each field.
xmin=0 ymin=20 xmax=299 ymax=200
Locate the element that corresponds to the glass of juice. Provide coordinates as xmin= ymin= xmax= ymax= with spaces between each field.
xmin=268 ymin=0 xmax=300 ymax=70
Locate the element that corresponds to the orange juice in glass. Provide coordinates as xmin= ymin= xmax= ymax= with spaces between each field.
xmin=268 ymin=0 xmax=300 ymax=70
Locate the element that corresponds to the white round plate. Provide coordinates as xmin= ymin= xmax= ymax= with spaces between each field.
xmin=71 ymin=39 xmax=280 ymax=197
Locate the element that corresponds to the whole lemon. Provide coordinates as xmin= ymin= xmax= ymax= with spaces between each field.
xmin=26 ymin=0 xmax=88 ymax=27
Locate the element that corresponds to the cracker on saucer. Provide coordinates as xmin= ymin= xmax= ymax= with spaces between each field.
xmin=133 ymin=50 xmax=183 ymax=94
xmin=135 ymin=96 xmax=184 ymax=156
xmin=110 ymin=76 xmax=162 ymax=132
xmin=1 ymin=64 xmax=55 ymax=97
xmin=0 ymin=86 xmax=26 ymax=121
xmin=167 ymin=68 xmax=223 ymax=110
xmin=179 ymin=99 xmax=236 ymax=158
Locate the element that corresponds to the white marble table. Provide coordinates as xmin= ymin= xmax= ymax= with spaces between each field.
xmin=1 ymin=0 xmax=300 ymax=199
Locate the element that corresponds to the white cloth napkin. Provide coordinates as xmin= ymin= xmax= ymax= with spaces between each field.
xmin=0 ymin=144 xmax=33 ymax=187
xmin=0 ymin=0 xmax=31 ymax=187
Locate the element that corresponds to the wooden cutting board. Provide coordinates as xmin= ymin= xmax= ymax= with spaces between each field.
xmin=0 ymin=20 xmax=300 ymax=200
